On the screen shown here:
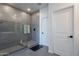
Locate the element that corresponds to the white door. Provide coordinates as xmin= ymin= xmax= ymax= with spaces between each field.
xmin=40 ymin=17 xmax=48 ymax=46
xmin=53 ymin=7 xmax=74 ymax=56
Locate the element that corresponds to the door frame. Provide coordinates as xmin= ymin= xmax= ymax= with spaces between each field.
xmin=53 ymin=6 xmax=74 ymax=56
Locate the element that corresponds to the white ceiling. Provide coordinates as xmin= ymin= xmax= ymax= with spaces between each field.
xmin=8 ymin=3 xmax=48 ymax=14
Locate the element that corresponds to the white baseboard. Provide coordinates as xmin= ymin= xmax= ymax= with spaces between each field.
xmin=48 ymin=49 xmax=54 ymax=54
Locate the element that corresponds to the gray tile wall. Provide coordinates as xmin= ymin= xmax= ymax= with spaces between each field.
xmin=0 ymin=4 xmax=31 ymax=50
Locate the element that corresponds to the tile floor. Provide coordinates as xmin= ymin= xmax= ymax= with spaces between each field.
xmin=8 ymin=46 xmax=59 ymax=56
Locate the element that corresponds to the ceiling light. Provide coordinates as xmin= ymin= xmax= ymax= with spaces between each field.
xmin=27 ymin=8 xmax=31 ymax=11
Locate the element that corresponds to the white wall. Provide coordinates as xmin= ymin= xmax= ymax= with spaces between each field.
xmin=39 ymin=7 xmax=49 ymax=46
xmin=48 ymin=3 xmax=79 ymax=56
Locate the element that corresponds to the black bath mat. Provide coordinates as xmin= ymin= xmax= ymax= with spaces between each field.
xmin=30 ymin=45 xmax=43 ymax=51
